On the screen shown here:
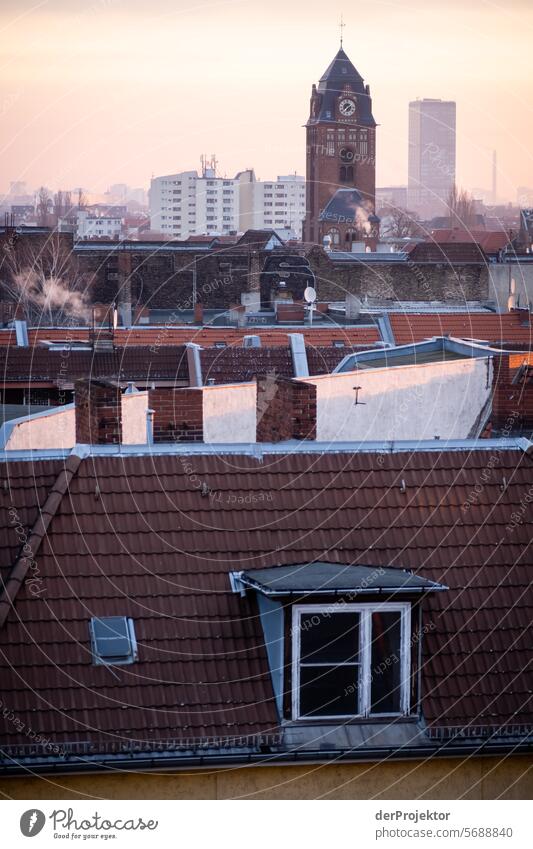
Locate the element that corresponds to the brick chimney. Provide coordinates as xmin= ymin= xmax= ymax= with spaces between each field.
xmin=75 ymin=379 xmax=122 ymax=444
xmin=256 ymin=375 xmax=316 ymax=442
xmin=148 ymin=387 xmax=204 ymax=442
xmin=194 ymin=302 xmax=204 ymax=325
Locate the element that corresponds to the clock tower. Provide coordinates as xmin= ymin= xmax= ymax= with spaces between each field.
xmin=303 ymin=46 xmax=377 ymax=247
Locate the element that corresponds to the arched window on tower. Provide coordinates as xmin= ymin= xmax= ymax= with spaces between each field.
xmin=328 ymin=228 xmax=340 ymax=245
xmin=339 ymin=165 xmax=354 ymax=183
xmin=345 ymin=229 xmax=357 ymax=247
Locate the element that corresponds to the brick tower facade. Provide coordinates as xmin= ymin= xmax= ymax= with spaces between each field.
xmin=303 ymin=47 xmax=377 ymax=248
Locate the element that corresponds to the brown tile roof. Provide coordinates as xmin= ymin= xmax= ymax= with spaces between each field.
xmin=0 ymin=346 xmax=189 ymax=384
xmin=390 ymin=312 xmax=533 ymax=347
xmin=1 ymin=447 xmax=532 ymax=756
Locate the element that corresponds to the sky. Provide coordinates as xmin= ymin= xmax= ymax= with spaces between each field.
xmin=0 ymin=0 xmax=532 ymax=201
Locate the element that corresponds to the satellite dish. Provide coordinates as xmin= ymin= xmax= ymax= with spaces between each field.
xmin=304 ymin=286 xmax=317 ymax=304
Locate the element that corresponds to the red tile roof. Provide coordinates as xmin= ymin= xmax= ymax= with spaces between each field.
xmin=0 ymin=326 xmax=381 ymax=349
xmin=429 ymin=229 xmax=511 ymax=254
xmin=0 ymin=447 xmax=532 ymax=757
xmin=390 ymin=312 xmax=533 ymax=347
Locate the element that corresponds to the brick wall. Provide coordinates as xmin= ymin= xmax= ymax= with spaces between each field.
xmin=75 ymin=379 xmax=122 ymax=444
xmin=492 ymin=354 xmax=533 ymax=429
xmin=256 ymin=376 xmax=316 ymax=442
xmin=149 ymin=387 xmax=203 ymax=442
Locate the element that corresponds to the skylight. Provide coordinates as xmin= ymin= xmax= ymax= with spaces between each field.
xmin=89 ymin=616 xmax=138 ymax=665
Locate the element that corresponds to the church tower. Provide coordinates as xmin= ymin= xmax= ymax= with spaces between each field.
xmin=303 ymin=45 xmax=377 ymax=248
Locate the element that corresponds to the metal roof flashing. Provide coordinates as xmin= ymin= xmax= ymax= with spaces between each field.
xmin=1 ymin=437 xmax=532 ymax=463
xmin=230 ymin=563 xmax=448 ymax=597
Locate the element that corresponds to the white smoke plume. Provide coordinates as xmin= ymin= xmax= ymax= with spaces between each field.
xmin=12 ymin=268 xmax=90 ymax=321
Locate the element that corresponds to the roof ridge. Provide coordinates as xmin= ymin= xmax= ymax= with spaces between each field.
xmin=0 ymin=449 xmax=83 ymax=628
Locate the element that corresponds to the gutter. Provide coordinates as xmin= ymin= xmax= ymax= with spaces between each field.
xmin=1 ymin=739 xmax=532 ymax=777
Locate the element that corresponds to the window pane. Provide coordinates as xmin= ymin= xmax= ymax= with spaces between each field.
xmin=300 ymin=612 xmax=359 ymax=663
xmin=370 ymin=611 xmax=403 ymax=713
xmin=300 ymin=665 xmax=359 ymax=717
xmin=92 ymin=617 xmax=132 ymax=659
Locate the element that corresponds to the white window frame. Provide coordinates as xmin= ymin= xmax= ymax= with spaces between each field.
xmin=291 ymin=602 xmax=411 ymax=721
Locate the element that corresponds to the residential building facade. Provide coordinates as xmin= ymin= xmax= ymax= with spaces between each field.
xmin=150 ymin=169 xmax=306 ymax=239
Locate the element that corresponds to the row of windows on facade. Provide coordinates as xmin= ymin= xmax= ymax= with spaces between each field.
xmin=89 ymin=603 xmax=410 ymax=720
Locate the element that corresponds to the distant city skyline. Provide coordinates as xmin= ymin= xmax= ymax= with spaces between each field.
xmin=0 ymin=0 xmax=531 ymax=202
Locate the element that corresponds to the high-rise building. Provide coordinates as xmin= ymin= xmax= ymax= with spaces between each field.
xmin=408 ymin=99 xmax=456 ymax=220
xmin=303 ymin=45 xmax=377 ymax=248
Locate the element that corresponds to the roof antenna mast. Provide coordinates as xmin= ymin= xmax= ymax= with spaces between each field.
xmin=339 ymin=13 xmax=345 ymax=48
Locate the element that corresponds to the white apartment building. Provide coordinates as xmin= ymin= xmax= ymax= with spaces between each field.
xmin=150 ymin=168 xmax=306 ymax=240
xmin=237 ymin=170 xmax=306 ymax=238
xmin=76 ymin=210 xmax=122 ymax=240
xmin=149 ymin=170 xmax=239 ymax=240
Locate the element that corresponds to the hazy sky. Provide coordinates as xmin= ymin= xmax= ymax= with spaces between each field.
xmin=0 ymin=0 xmax=531 ymax=200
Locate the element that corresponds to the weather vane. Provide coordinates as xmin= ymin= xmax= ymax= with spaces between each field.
xmin=339 ymin=14 xmax=345 ymax=48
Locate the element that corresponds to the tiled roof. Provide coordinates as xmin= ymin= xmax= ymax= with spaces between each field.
xmin=408 ymin=242 xmax=489 ymax=264
xmin=0 ymin=447 xmax=532 ymax=756
xmin=429 ymin=229 xmax=511 ymax=254
xmin=200 ymin=345 xmax=373 ymax=383
xmin=390 ymin=312 xmax=533 ymax=346
xmin=0 ymin=346 xmax=189 ymax=384
xmin=0 ymin=326 xmax=382 ymax=349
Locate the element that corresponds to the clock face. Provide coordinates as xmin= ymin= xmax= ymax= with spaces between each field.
xmin=339 ymin=98 xmax=356 ymax=117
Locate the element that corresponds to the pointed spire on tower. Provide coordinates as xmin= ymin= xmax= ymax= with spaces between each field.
xmin=339 ymin=14 xmax=345 ymax=48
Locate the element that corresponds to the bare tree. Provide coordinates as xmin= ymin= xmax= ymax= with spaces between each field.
xmin=76 ymin=187 xmax=87 ymax=209
xmin=447 ymin=184 xmax=477 ymax=229
xmin=36 ymin=186 xmax=52 ymax=226
xmin=379 ymin=205 xmax=422 ymax=239
xmin=0 ymin=232 xmax=93 ymax=325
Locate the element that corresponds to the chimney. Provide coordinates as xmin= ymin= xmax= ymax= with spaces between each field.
xmin=117 ymin=249 xmax=133 ymax=328
xmin=75 ymin=379 xmax=122 ymax=444
xmin=288 ymin=333 xmax=309 ymax=378
xmin=256 ymin=375 xmax=316 ymax=442
xmin=243 ymin=335 xmax=261 ymax=348
xmin=90 ymin=304 xmax=116 ymax=351
xmin=13 ymin=319 xmax=29 ymax=347
xmin=148 ymin=387 xmax=204 ymax=443
xmin=194 ymin=302 xmax=204 ymax=325
xmin=186 ymin=342 xmax=203 ymax=387
xmin=345 ymin=293 xmax=362 ymax=320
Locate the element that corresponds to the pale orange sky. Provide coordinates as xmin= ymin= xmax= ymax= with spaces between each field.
xmin=0 ymin=0 xmax=532 ymax=201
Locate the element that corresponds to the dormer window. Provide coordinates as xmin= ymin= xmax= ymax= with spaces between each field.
xmin=231 ymin=562 xmax=447 ymax=723
xmin=292 ymin=603 xmax=409 ymax=719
